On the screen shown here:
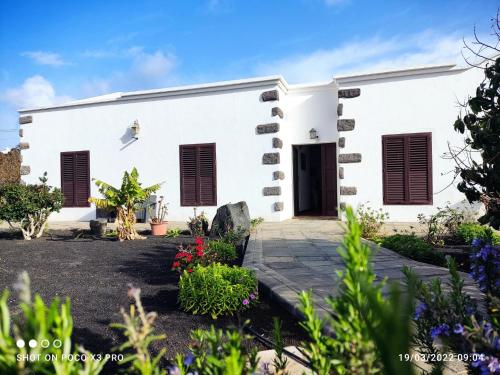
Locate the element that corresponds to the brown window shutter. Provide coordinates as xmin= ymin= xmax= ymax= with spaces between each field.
xmin=408 ymin=134 xmax=432 ymax=204
xmin=60 ymin=151 xmax=90 ymax=207
xmin=383 ymin=136 xmax=406 ymax=204
xmin=382 ymin=133 xmax=432 ymax=205
xmin=180 ymin=143 xmax=217 ymax=206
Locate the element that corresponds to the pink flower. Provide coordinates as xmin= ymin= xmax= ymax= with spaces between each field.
xmin=249 ymin=293 xmax=256 ymax=300
xmin=242 ymin=299 xmax=249 ymax=306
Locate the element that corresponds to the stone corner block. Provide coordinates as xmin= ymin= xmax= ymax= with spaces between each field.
xmin=338 ymin=88 xmax=360 ymax=99
xmin=274 ymin=202 xmax=284 ymax=211
xmin=263 ymin=186 xmax=281 ymax=196
xmin=273 ymin=171 xmax=285 ymax=180
xmin=256 ymin=123 xmax=280 ymax=134
xmin=19 ymin=142 xmax=30 ymax=150
xmin=338 ymin=137 xmax=345 ymax=148
xmin=338 ymin=166 xmax=344 ymax=179
xmin=19 ymin=115 xmax=32 ymax=125
xmin=340 ymin=186 xmax=357 ymax=195
xmin=272 ymin=107 xmax=284 ymax=118
xmin=339 ymin=202 xmax=346 ymax=210
xmin=337 ymin=119 xmax=355 ymax=131
xmin=262 ymin=152 xmax=280 ymax=165
xmin=20 ymin=165 xmax=31 ymax=175
xmin=19 ymin=128 xmax=24 ymax=137
xmin=261 ymin=90 xmax=279 ymax=102
xmin=338 ymin=153 xmax=362 ymax=163
xmin=272 ymin=137 xmax=283 ymax=149
xmin=337 ymin=103 xmax=343 ymax=116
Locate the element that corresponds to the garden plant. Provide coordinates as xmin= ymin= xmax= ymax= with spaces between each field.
xmin=0 ymin=173 xmax=63 ymax=240
xmin=356 ymin=202 xmax=389 ymax=240
xmin=89 ymin=168 xmax=161 ymax=241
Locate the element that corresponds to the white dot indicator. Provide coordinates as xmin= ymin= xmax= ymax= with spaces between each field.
xmin=28 ymin=339 xmax=37 ymax=348
xmin=16 ymin=339 xmax=25 ymax=348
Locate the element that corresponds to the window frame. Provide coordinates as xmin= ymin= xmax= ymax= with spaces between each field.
xmin=382 ymin=132 xmax=433 ymax=205
xmin=179 ymin=143 xmax=217 ymax=207
xmin=60 ymin=150 xmax=91 ymax=208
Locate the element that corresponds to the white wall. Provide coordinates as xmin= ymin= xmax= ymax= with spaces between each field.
xmin=338 ymin=67 xmax=484 ymax=222
xmin=21 ymin=84 xmax=292 ymax=222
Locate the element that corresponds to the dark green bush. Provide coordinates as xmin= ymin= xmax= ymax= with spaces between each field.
xmin=457 ymin=223 xmax=500 ymax=245
xmin=381 ymin=234 xmax=445 ymax=266
xmin=207 ymin=240 xmax=237 ymax=263
xmin=178 ymin=263 xmax=258 ymax=319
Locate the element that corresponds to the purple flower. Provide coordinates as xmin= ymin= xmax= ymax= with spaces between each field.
xmin=168 ymin=366 xmax=181 ymax=375
xmin=488 ymin=357 xmax=500 ymax=372
xmin=414 ymin=302 xmax=427 ymax=320
xmin=183 ymin=352 xmax=194 ymax=366
xmin=453 ymin=323 xmax=464 ymax=335
xmin=472 ymin=238 xmax=482 ymax=247
xmin=249 ymin=293 xmax=256 ymax=300
xmin=430 ymin=324 xmax=450 ymax=339
xmin=242 ymin=299 xmax=249 ymax=306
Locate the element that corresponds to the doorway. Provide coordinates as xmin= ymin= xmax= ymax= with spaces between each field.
xmin=293 ymin=143 xmax=338 ymax=217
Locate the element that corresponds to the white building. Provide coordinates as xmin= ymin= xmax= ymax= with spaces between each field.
xmin=17 ymin=63 xmax=484 ymax=222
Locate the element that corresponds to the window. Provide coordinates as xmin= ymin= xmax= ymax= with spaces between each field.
xmin=382 ymin=133 xmax=432 ymax=205
xmin=60 ymin=151 xmax=90 ymax=207
xmin=179 ymin=143 xmax=217 ymax=206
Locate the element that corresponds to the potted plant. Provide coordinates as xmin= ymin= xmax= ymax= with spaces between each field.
xmin=149 ymin=196 xmax=168 ymax=236
xmin=187 ymin=208 xmax=209 ymax=237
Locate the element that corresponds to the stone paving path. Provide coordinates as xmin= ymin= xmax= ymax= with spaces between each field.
xmin=243 ymin=219 xmax=482 ymax=319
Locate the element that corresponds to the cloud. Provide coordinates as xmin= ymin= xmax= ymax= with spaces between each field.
xmin=21 ymin=51 xmax=68 ymax=66
xmin=1 ymin=75 xmax=72 ymax=109
xmin=81 ymin=49 xmax=178 ymax=96
xmin=255 ymin=31 xmax=471 ymax=83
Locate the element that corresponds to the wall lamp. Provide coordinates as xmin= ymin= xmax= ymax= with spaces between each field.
xmin=130 ymin=120 xmax=140 ymax=140
xmin=309 ymin=128 xmax=319 ymax=140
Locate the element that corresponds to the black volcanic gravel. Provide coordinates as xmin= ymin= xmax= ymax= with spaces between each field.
xmin=0 ymin=231 xmax=308 ymax=373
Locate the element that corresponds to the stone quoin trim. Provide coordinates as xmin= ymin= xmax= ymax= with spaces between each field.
xmin=19 ymin=142 xmax=30 ymax=150
xmin=337 ymin=119 xmax=355 ymax=131
xmin=339 ymin=167 xmax=344 ymax=179
xmin=262 ymin=152 xmax=280 ymax=164
xmin=340 ymin=186 xmax=357 ymax=195
xmin=272 ymin=137 xmax=283 ymax=149
xmin=273 ymin=171 xmax=285 ymax=180
xmin=19 ymin=116 xmax=32 ymax=125
xmin=338 ymin=88 xmax=361 ymax=98
xmin=339 ymin=153 xmax=362 ymax=163
xmin=19 ymin=129 xmax=23 ymax=137
xmin=261 ymin=90 xmax=279 ymax=101
xmin=20 ymin=165 xmax=31 ymax=175
xmin=274 ymin=202 xmax=284 ymax=211
xmin=256 ymin=123 xmax=280 ymax=134
xmin=339 ymin=202 xmax=346 ymax=210
xmin=338 ymin=137 xmax=345 ymax=148
xmin=263 ymin=186 xmax=281 ymax=196
xmin=272 ymin=107 xmax=283 ymax=118
xmin=337 ymin=103 xmax=343 ymax=116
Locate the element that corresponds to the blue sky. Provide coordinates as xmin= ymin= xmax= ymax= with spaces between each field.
xmin=0 ymin=0 xmax=498 ymax=148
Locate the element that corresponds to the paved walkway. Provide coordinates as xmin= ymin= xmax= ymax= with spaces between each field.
xmin=243 ymin=219 xmax=482 ymax=319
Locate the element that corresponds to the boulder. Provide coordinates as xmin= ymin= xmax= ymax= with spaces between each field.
xmin=209 ymin=202 xmax=251 ymax=238
xmin=89 ymin=219 xmax=107 ymax=237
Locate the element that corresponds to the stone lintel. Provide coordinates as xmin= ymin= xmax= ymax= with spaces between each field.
xmin=257 ymin=123 xmax=280 ymax=134
xmin=337 ymin=119 xmax=355 ymax=131
xmin=338 ymin=153 xmax=361 ymax=163
xmin=19 ymin=115 xmax=32 ymax=125
xmin=261 ymin=90 xmax=279 ymax=101
xmin=272 ymin=107 xmax=284 ymax=118
xmin=340 ymin=186 xmax=357 ymax=195
xmin=263 ymin=153 xmax=280 ymax=165
xmin=263 ymin=186 xmax=281 ymax=196
xmin=338 ymin=88 xmax=360 ymax=98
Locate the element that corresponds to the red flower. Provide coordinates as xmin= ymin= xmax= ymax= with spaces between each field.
xmin=172 ymin=261 xmax=180 ymax=268
xmin=187 ymin=254 xmax=193 ymax=262
xmin=195 ymin=236 xmax=203 ymax=245
xmin=188 ymin=268 xmax=193 ymax=273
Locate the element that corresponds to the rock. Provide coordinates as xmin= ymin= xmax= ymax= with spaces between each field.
xmin=90 ymin=219 xmax=107 ymax=237
xmin=209 ymin=201 xmax=251 ymax=238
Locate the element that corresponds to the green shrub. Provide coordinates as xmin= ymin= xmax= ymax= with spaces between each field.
xmin=206 ymin=240 xmax=237 ymax=263
xmin=178 ymin=264 xmax=258 ymax=319
xmin=381 ymin=234 xmax=445 ymax=266
xmin=457 ymin=223 xmax=500 ymax=245
xmin=356 ymin=202 xmax=389 ymax=239
xmin=0 ymin=173 xmax=63 ymax=240
xmin=174 ymin=325 xmax=259 ymax=375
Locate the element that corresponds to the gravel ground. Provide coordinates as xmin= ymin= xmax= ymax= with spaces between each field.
xmin=0 ymin=231 xmax=308 ymax=373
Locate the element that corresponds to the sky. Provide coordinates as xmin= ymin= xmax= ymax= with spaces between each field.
xmin=0 ymin=0 xmax=498 ymax=149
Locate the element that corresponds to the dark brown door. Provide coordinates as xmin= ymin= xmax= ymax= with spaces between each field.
xmin=321 ymin=143 xmax=337 ymax=216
